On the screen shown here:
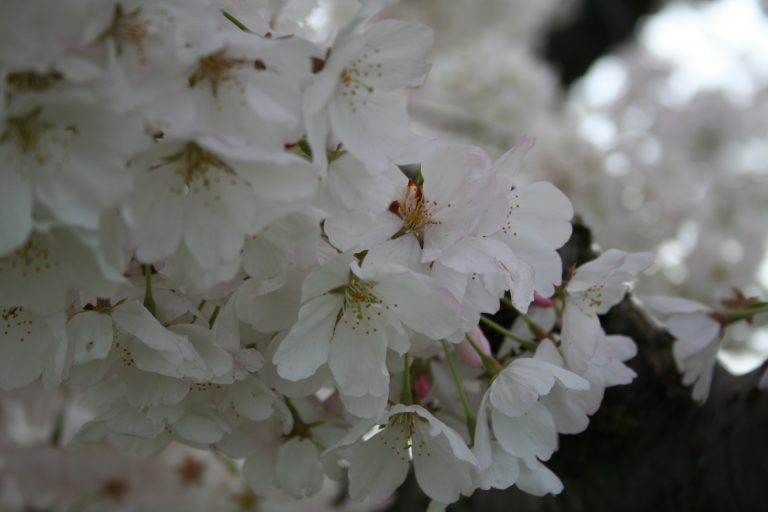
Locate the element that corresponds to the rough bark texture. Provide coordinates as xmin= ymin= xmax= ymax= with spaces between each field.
xmin=385 ymin=221 xmax=768 ymax=512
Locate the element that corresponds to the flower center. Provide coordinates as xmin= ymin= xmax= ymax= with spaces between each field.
xmin=0 ymin=236 xmax=61 ymax=278
xmin=6 ymin=71 xmax=63 ymax=94
xmin=574 ymin=283 xmax=605 ymax=315
xmin=148 ymin=143 xmax=237 ymax=198
xmin=343 ymin=278 xmax=381 ymax=321
xmin=100 ymin=4 xmax=150 ymax=60
xmin=389 ymin=180 xmax=441 ymax=242
xmin=189 ymin=51 xmax=253 ymax=98
xmin=0 ymin=107 xmax=50 ymax=157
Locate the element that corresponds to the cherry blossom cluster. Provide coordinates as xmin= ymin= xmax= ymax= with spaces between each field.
xmin=0 ymin=0 xmax=656 ymax=507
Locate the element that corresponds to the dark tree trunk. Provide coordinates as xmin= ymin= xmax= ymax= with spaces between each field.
xmin=385 ymin=221 xmax=768 ymax=512
xmin=541 ymin=0 xmax=663 ymax=87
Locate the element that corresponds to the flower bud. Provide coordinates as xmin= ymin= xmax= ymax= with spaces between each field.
xmin=533 ymin=291 xmax=554 ymax=308
xmin=414 ymin=371 xmax=432 ymax=399
xmin=457 ymin=326 xmax=492 ymax=368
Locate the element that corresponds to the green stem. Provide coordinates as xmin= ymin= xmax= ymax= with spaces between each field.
xmin=501 ymin=296 xmax=547 ymax=338
xmin=190 ymin=299 xmax=207 ymax=324
xmin=401 ymin=353 xmax=413 ymax=404
xmin=479 ymin=315 xmax=538 ymax=352
xmin=727 ymin=303 xmax=768 ymax=322
xmin=142 ymin=264 xmax=156 ymax=315
xmin=212 ymin=450 xmax=240 ymax=477
xmin=208 ymin=305 xmax=221 ymax=328
xmin=283 ymin=397 xmax=312 ymax=439
xmin=465 ymin=333 xmax=501 ymax=375
xmin=441 ymin=341 xmax=476 ymax=438
xmin=221 ymin=9 xmax=253 ymax=32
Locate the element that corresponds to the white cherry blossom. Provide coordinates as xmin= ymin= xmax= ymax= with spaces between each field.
xmin=473 ymin=356 xmax=589 ymax=472
xmin=561 ymin=250 xmax=654 ymax=372
xmin=343 ymin=404 xmax=478 ymax=505
xmin=0 ymin=94 xmax=147 ymax=255
xmin=273 ymin=252 xmax=460 ymax=417
xmin=303 ymin=6 xmax=433 ymax=170
xmin=642 ymin=295 xmax=722 ymax=403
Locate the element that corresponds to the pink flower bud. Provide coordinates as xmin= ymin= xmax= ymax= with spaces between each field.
xmin=456 ymin=326 xmax=492 ymax=368
xmin=414 ymin=372 xmax=432 ymax=399
xmin=533 ymin=291 xmax=554 ymax=308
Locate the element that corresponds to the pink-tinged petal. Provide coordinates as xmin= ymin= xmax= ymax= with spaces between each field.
xmin=457 ymin=327 xmax=491 ymax=368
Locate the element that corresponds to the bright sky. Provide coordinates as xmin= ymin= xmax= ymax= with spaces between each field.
xmin=642 ymin=0 xmax=768 ymax=104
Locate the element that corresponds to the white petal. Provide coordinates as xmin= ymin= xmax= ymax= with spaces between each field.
xmin=112 ymin=300 xmax=203 ymax=369
xmin=492 ymin=138 xmax=535 ymax=181
xmin=329 ymin=90 xmax=413 ymax=169
xmin=516 ymin=459 xmax=563 ymax=496
xmin=505 ymin=182 xmax=573 ymax=249
xmin=668 ymin=313 xmax=721 ymax=403
xmin=67 ymin=310 xmax=113 ymax=364
xmin=640 ymin=295 xmax=711 ymax=315
xmin=476 ymin=442 xmax=520 ymax=490
xmin=325 ymin=210 xmax=401 ymax=252
xmin=172 ymin=324 xmax=233 ymax=379
xmin=236 ymin=273 xmax=302 ymax=332
xmin=490 ymin=359 xmax=556 ymax=417
xmin=473 ymin=394 xmax=493 ymax=470
xmin=0 ymin=167 xmax=31 ymax=256
xmin=492 ymin=403 xmax=558 ymax=463
xmin=173 ymin=412 xmax=228 ymax=444
xmin=230 ymin=378 xmax=275 ymax=421
xmin=568 ymin=250 xmax=654 ymax=314
xmin=273 ymin=294 xmax=342 ymax=381
xmin=328 ymin=310 xmax=389 ymax=397
xmin=123 ymin=370 xmax=190 ymax=408
xmin=412 ymin=422 xmax=473 ymax=504
xmin=348 ymin=426 xmax=409 ymax=503
xmin=275 ymin=438 xmax=324 ymax=498
xmin=360 ymin=20 xmax=433 ymax=90
xmin=243 ymin=448 xmax=276 ymax=495
xmin=561 ymin=304 xmax=603 ymax=374
xmin=373 ymin=271 xmax=461 ymax=339
xmin=301 ymin=252 xmax=354 ymax=301
xmin=338 ymin=388 xmax=389 ymax=419
xmin=0 ymin=308 xmax=57 ymax=390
